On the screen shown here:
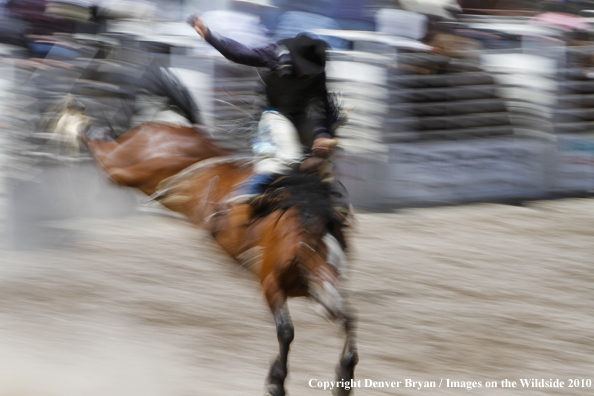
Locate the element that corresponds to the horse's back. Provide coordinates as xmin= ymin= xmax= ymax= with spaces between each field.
xmin=119 ymin=122 xmax=227 ymax=158
xmin=155 ymin=157 xmax=253 ymax=223
xmin=97 ymin=121 xmax=230 ymax=195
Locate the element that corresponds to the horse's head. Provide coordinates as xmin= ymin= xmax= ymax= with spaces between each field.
xmin=254 ymin=174 xmax=346 ymax=240
xmin=254 ymin=174 xmax=349 ymax=318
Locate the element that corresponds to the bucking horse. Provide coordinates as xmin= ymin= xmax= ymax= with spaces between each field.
xmin=53 ymin=73 xmax=358 ymax=396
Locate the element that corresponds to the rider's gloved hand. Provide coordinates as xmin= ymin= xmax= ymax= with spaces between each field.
xmin=187 ymin=14 xmax=209 ymax=39
xmin=312 ymin=138 xmax=338 ymax=158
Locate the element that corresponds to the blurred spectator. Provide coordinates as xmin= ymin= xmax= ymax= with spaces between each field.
xmin=4 ymin=0 xmax=74 ymax=36
xmin=530 ymin=11 xmax=589 ymax=32
xmin=382 ymin=1 xmax=483 ymax=60
xmin=0 ymin=0 xmax=28 ymax=48
xmin=530 ymin=11 xmax=592 ymax=46
xmin=538 ymin=0 xmax=594 ymax=14
xmin=1 ymin=0 xmax=78 ymax=57
xmin=457 ymin=0 xmax=540 ymax=15
xmin=425 ymin=21 xmax=483 ymax=60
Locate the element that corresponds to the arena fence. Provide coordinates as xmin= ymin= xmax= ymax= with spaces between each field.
xmin=3 ymin=31 xmax=594 ymax=225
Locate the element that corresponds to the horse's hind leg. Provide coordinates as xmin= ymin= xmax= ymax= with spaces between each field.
xmin=333 ymin=307 xmax=358 ymax=396
xmin=263 ymin=279 xmax=293 ymax=396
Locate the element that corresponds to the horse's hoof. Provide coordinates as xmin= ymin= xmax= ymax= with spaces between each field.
xmin=332 ymin=387 xmax=352 ymax=396
xmin=341 ymin=350 xmax=359 ymax=368
xmin=265 ymin=384 xmax=285 ymax=396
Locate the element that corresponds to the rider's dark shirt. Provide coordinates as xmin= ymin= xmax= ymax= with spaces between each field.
xmin=205 ymin=30 xmax=336 ymax=144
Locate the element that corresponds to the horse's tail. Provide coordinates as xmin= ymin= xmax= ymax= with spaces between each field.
xmin=140 ymin=62 xmax=201 ymax=125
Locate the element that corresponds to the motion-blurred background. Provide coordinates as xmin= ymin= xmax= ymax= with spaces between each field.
xmin=2 ymin=0 xmax=594 ymax=226
xmin=3 ymin=1 xmax=594 ymax=248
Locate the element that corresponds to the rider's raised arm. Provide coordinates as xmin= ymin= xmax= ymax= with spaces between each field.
xmin=206 ymin=31 xmax=279 ymax=69
xmin=188 ymin=15 xmax=279 ymax=69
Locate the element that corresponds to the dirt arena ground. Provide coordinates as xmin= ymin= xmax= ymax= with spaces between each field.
xmin=1 ymin=194 xmax=593 ymax=396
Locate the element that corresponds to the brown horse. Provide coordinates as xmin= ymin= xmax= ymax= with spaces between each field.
xmin=79 ymin=122 xmax=229 ymax=196
xmin=153 ymin=159 xmax=358 ymax=396
xmin=57 ymin=100 xmax=358 ymax=396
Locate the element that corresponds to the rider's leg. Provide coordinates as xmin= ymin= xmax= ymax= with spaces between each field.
xmin=254 ymin=111 xmax=302 ymax=175
xmin=225 ymin=112 xmax=303 ymax=247
xmin=234 ymin=111 xmax=302 ymax=199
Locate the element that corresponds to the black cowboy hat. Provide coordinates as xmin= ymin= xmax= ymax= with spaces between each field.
xmin=281 ymin=34 xmax=328 ymax=76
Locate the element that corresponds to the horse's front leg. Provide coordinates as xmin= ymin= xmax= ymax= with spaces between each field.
xmin=263 ymin=277 xmax=294 ymax=396
xmin=333 ymin=307 xmax=358 ymax=396
xmin=308 ymin=268 xmax=359 ymax=396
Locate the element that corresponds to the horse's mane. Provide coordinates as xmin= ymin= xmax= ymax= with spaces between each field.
xmin=253 ymin=174 xmax=345 ymax=238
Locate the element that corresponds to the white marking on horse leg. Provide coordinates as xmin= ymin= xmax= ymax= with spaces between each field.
xmin=324 ymin=233 xmax=347 ymax=277
xmin=310 ymin=279 xmax=344 ymax=320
